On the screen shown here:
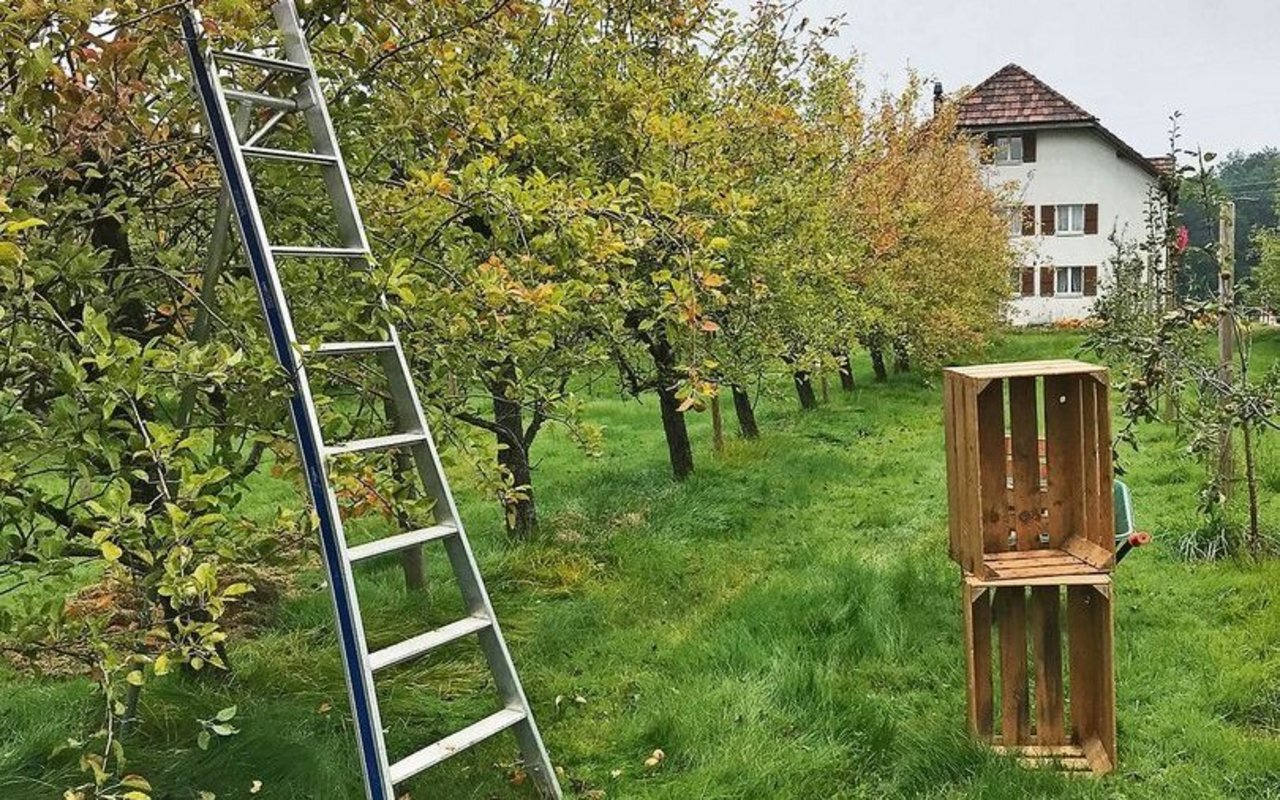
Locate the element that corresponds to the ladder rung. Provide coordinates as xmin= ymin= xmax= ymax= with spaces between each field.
xmin=271 ymin=245 xmax=368 ymax=259
xmin=324 ymin=432 xmax=426 ymax=457
xmin=223 ymin=88 xmax=299 ymax=112
xmin=388 ymin=707 xmax=525 ymax=784
xmin=299 ymin=341 xmax=398 ymax=356
xmin=215 ymin=49 xmax=308 ymax=75
xmin=369 ymin=615 xmax=490 ymax=672
xmin=241 ymin=145 xmax=338 ymax=166
xmin=346 ymin=524 xmax=457 ymax=563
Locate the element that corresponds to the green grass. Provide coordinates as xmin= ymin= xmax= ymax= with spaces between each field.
xmin=4 ymin=330 xmax=1280 ymax=798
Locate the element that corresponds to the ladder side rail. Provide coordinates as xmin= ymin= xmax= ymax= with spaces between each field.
xmin=275 ymin=5 xmax=561 ymax=787
xmin=180 ymin=10 xmax=392 ymax=800
xmin=272 ymin=1 xmax=369 ymax=251
xmin=378 ymin=335 xmax=563 ymax=798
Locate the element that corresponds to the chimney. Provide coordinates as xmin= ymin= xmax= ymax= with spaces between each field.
xmin=932 ymin=81 xmax=944 ymax=116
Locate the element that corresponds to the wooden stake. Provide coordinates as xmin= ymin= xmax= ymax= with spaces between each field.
xmin=1217 ymin=201 xmax=1236 ymax=501
xmin=710 ymin=390 xmax=725 ymax=453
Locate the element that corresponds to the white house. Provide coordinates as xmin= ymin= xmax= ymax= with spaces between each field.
xmin=953 ymin=64 xmax=1170 ymax=325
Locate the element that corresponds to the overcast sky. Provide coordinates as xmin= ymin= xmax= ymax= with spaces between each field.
xmin=723 ymin=0 xmax=1280 ymax=157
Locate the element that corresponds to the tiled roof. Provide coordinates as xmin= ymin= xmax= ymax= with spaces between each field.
xmin=956 ymin=64 xmax=1094 ymax=127
xmin=955 ymin=63 xmax=1162 ymax=180
xmin=1146 ymin=155 xmax=1176 ymax=176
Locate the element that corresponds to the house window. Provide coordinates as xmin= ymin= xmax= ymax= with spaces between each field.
xmin=1056 ymin=204 xmax=1085 ymax=235
xmin=994 ymin=136 xmax=1024 ymax=165
xmin=1056 ymin=266 xmax=1083 ymax=296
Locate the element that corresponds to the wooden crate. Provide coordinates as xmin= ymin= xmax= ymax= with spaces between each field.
xmin=943 ymin=360 xmax=1115 ymax=580
xmin=962 ymin=573 xmax=1116 ymax=775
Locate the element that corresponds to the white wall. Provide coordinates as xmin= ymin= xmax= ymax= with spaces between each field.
xmin=987 ymin=127 xmax=1160 ymax=326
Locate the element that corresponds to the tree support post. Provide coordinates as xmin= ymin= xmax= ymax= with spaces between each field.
xmin=1217 ymin=201 xmax=1235 ymax=502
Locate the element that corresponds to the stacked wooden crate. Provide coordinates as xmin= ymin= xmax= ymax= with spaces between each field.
xmin=943 ymin=360 xmax=1116 ymax=775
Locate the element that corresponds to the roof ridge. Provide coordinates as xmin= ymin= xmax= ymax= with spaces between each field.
xmin=957 ymin=63 xmax=1095 ymax=128
xmin=999 ymin=64 xmax=1095 ymax=121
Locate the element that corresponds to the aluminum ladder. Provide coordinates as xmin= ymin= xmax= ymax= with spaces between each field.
xmin=179 ymin=3 xmax=561 ymax=798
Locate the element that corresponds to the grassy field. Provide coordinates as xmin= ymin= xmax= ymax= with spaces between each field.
xmin=3 ymin=330 xmax=1280 ymax=799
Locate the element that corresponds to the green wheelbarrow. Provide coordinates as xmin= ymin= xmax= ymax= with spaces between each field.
xmin=1113 ymin=479 xmax=1151 ymax=563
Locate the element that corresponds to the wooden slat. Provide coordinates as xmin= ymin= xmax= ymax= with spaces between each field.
xmin=1081 ymin=376 xmax=1103 ymax=550
xmin=978 ymin=380 xmax=1008 ymax=558
xmin=990 ymin=559 xmax=1097 ymax=580
xmin=958 ymin=378 xmax=982 ymax=573
xmin=1095 ymin=378 xmax=1116 ymax=549
xmin=1008 ymin=377 xmax=1041 ymax=552
xmin=1098 ymin=585 xmax=1117 ymax=767
xmin=986 ymin=550 xmax=1077 ymax=563
xmin=1019 ymin=755 xmax=1093 ymax=772
xmin=989 ymin=554 xmax=1080 ymax=568
xmin=1030 ymin=587 xmax=1065 ymax=744
xmin=944 ymin=375 xmax=962 ymax=565
xmin=1062 ymin=535 xmax=1113 ymax=570
xmin=1066 ymin=584 xmax=1112 ymax=761
xmin=995 ymin=587 xmax=1030 ymax=745
xmin=1044 ymin=376 xmax=1084 ymax=548
xmin=946 ymin=360 xmax=1106 ymax=380
xmin=1081 ymin=735 xmax=1113 ymax=776
xmin=993 ymin=744 xmax=1082 ymax=757
xmin=969 ymin=573 xmax=1109 ymax=589
xmin=964 ymin=585 xmax=994 ymax=738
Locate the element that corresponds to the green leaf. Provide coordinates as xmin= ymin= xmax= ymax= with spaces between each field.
xmin=125 ymin=670 xmax=144 ymax=686
xmin=100 ymin=541 xmax=123 ymax=562
xmin=3 ymin=216 xmax=45 ymax=233
xmin=0 ymin=242 xmax=23 ymax=267
xmin=197 ymin=729 xmax=211 ymax=750
xmin=214 ymin=705 xmax=238 ymax=722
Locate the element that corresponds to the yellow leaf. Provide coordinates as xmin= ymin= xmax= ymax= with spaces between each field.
xmin=126 ymin=670 xmax=144 ymax=686
xmin=100 ymin=541 xmax=123 ymax=562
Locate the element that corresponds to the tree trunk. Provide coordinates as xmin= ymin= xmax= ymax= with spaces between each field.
xmin=820 ymin=373 xmax=829 ymax=404
xmin=732 ymin=384 xmax=759 ymax=439
xmin=710 ymin=391 xmax=725 ymax=453
xmin=491 ymin=361 xmax=538 ymax=538
xmin=793 ymin=371 xmax=818 ymax=410
xmin=893 ymin=341 xmax=911 ymax=373
xmin=657 ymin=378 xmax=694 ymax=479
xmin=870 ymin=346 xmax=888 ymax=382
xmin=639 ymin=326 xmax=694 ymax=479
xmin=838 ymin=352 xmax=856 ymax=392
xmin=625 ymin=313 xmax=695 ymax=478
